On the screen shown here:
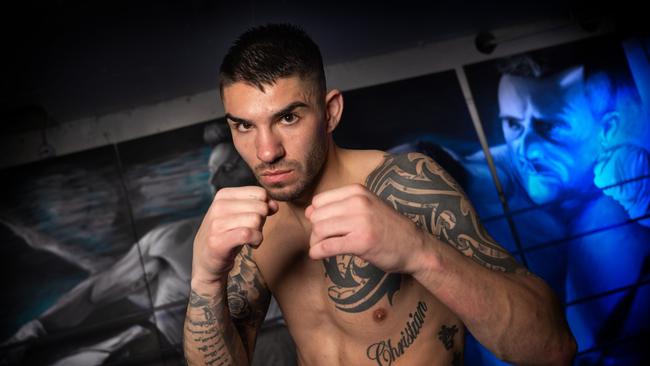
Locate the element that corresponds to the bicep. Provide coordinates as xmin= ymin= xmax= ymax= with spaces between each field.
xmin=227 ymin=245 xmax=271 ymax=357
xmin=368 ymin=152 xmax=526 ymax=274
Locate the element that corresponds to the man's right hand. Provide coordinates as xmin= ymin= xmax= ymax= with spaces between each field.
xmin=190 ymin=186 xmax=278 ymax=287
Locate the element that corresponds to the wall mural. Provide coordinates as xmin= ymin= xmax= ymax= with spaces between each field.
xmin=1 ymin=34 xmax=648 ymax=365
xmin=462 ymin=35 xmax=650 ymax=366
xmin=0 ymin=146 xmax=159 ymax=364
xmin=0 ymin=122 xmax=262 ymax=365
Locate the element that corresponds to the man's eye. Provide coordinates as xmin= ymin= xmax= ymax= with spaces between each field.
xmin=280 ymin=113 xmax=298 ymax=124
xmin=236 ymin=122 xmax=253 ymax=132
xmin=533 ymin=120 xmax=555 ymax=135
xmin=503 ymin=118 xmax=522 ymax=131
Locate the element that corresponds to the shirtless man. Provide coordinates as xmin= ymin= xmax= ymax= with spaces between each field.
xmin=183 ymin=24 xmax=576 ymax=366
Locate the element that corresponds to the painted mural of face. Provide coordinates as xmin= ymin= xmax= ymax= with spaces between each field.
xmin=498 ymin=66 xmax=602 ymax=205
xmin=222 ymin=76 xmax=334 ymax=202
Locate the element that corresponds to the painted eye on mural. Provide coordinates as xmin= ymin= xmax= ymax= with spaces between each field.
xmin=533 ymin=119 xmax=555 ymax=136
xmin=502 ymin=117 xmax=523 ymax=135
xmin=221 ymin=163 xmax=235 ymax=173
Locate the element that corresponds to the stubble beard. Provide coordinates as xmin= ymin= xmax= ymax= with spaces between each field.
xmin=255 ymin=139 xmax=328 ymax=202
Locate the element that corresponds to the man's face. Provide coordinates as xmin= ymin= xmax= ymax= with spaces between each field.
xmin=498 ymin=66 xmax=601 ymax=205
xmin=222 ymin=76 xmax=328 ymax=201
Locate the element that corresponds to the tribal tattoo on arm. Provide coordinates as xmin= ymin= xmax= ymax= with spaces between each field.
xmin=184 ymin=246 xmax=271 ymax=365
xmin=368 ymin=152 xmax=527 ymax=273
xmin=322 ymin=153 xmax=526 ymax=314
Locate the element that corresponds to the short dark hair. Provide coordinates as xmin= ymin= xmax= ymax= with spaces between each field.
xmin=219 ymin=23 xmax=326 ymax=98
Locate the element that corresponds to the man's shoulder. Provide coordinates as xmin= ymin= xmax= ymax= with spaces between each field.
xmin=363 ymin=151 xmax=459 ymax=190
xmin=345 ymin=149 xmax=443 ymax=185
xmin=340 ymin=148 xmax=387 ymax=181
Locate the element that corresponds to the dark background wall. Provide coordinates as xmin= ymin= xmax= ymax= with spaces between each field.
xmin=1 ymin=0 xmax=575 ymax=128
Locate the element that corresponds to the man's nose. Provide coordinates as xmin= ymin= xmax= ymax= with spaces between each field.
xmin=256 ymin=128 xmax=285 ymax=164
xmin=518 ymin=126 xmax=544 ymax=162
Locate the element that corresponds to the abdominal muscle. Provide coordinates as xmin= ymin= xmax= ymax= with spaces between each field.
xmin=270 ymin=259 xmax=465 ymax=366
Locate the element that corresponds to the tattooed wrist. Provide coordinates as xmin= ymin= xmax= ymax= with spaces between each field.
xmin=185 ymin=290 xmax=242 ymax=365
xmin=191 ymin=276 xmax=228 ymax=293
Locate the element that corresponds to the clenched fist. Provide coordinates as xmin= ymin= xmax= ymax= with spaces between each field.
xmin=305 ymin=184 xmax=426 ymax=275
xmin=191 ymin=186 xmax=278 ymax=287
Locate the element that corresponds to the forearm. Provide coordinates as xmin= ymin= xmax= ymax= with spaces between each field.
xmin=184 ymin=280 xmax=249 ymax=366
xmin=412 ymin=233 xmax=575 ymax=365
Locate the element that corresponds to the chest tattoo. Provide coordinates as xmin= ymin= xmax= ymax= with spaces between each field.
xmin=323 ymin=255 xmax=401 ymax=312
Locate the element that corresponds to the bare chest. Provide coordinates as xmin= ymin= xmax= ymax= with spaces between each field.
xmin=259 ymin=230 xmax=463 ymax=365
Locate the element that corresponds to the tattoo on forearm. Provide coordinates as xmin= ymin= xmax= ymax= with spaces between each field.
xmin=366 ymin=301 xmax=428 ymax=366
xmin=227 ymin=245 xmax=271 ymax=353
xmin=367 ymin=153 xmax=525 ymax=273
xmin=185 ymin=290 xmax=236 ymax=365
xmin=227 ymin=246 xmax=270 ymax=321
xmin=437 ymin=324 xmax=459 ymax=350
xmin=184 ymin=246 xmax=269 ymax=365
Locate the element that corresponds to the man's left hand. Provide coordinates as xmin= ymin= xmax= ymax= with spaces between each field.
xmin=305 ymin=183 xmax=427 ymax=274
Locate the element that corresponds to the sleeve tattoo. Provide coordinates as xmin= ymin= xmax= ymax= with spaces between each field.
xmin=227 ymin=245 xmax=272 ymax=353
xmin=366 ymin=152 xmax=527 ymax=274
xmin=184 ymin=245 xmax=271 ymax=365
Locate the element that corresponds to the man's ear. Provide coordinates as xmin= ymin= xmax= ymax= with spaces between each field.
xmin=599 ymin=111 xmax=620 ymax=148
xmin=324 ymin=89 xmax=343 ymax=133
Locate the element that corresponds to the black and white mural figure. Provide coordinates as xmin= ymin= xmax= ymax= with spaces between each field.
xmin=1 ymin=122 xmax=268 ymax=365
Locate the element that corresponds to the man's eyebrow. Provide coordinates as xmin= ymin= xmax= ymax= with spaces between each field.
xmin=271 ymin=101 xmax=309 ymax=120
xmin=225 ymin=101 xmax=309 ymax=125
xmin=224 ymin=114 xmax=252 ymax=125
xmin=498 ymin=114 xmax=522 ymax=120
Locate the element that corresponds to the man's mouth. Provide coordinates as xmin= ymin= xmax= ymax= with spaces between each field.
xmin=261 ymin=169 xmax=292 ymax=176
xmin=519 ymin=158 xmax=560 ymax=179
xmin=260 ymin=169 xmax=293 ymax=184
xmin=526 ymin=163 xmax=574 ymax=186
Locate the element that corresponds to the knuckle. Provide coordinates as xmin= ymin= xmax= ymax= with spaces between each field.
xmin=320 ymin=240 xmax=331 ymax=252
xmin=311 ymin=195 xmax=322 ymax=208
xmin=215 ymin=187 xmax=233 ymax=199
xmin=352 ymin=183 xmax=367 ymax=194
xmin=361 ymin=215 xmax=373 ymax=228
xmin=357 ymin=240 xmax=371 ymax=255
xmin=237 ymin=227 xmax=253 ymax=243
xmin=311 ymin=222 xmax=322 ymax=237
xmin=210 ymin=218 xmax=222 ymax=232
xmin=257 ymin=187 xmax=268 ymax=200
xmin=255 ymin=201 xmax=269 ymax=216
xmin=247 ymin=186 xmax=266 ymax=201
xmin=354 ymin=195 xmax=371 ymax=209
xmin=249 ymin=213 xmax=262 ymax=227
xmin=359 ymin=228 xmax=375 ymax=244
xmin=205 ymin=235 xmax=222 ymax=252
